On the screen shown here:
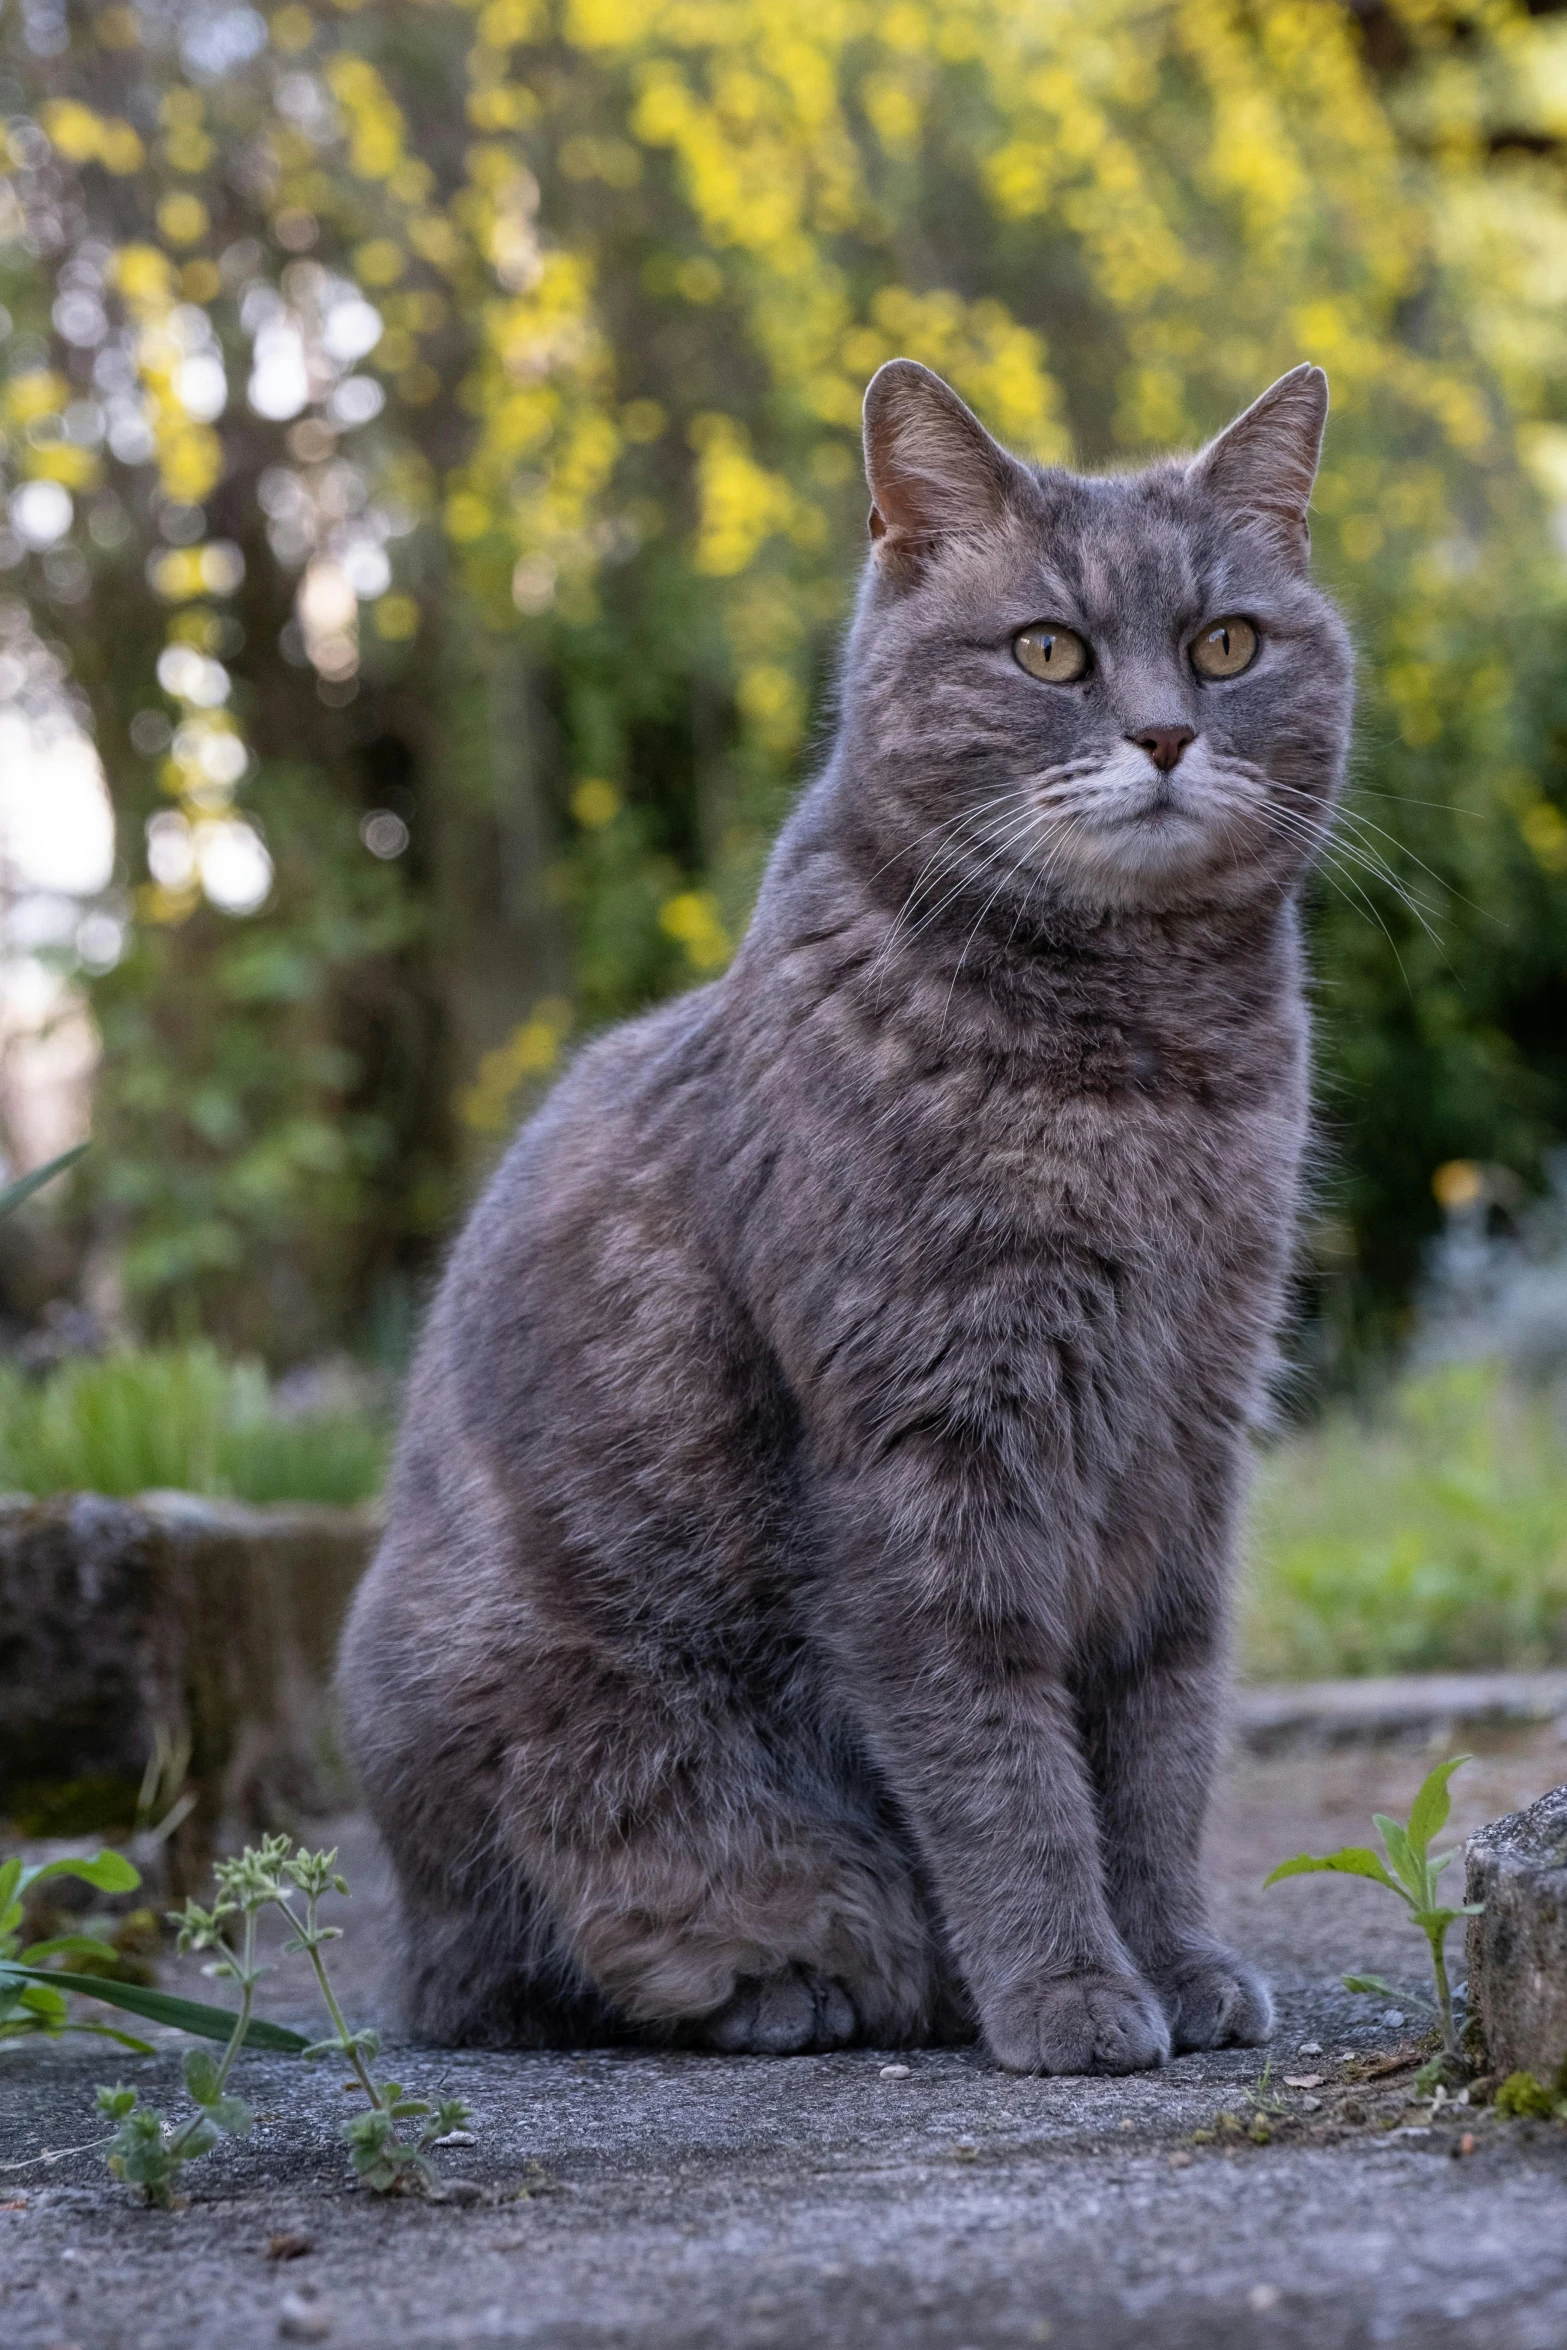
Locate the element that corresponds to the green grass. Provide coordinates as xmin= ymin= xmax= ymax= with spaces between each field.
xmin=0 ymin=1346 xmax=386 ymax=1508
xmin=1244 ymin=1361 xmax=1567 ymax=1679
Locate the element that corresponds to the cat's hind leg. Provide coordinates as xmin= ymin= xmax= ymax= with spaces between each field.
xmin=349 ymin=1598 xmax=940 ymax=2047
xmin=486 ymin=1653 xmax=942 ymax=2051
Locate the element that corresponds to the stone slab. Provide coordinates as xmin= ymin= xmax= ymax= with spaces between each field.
xmin=0 ymin=1492 xmax=377 ymax=1887
xmin=1234 ymin=1671 xmax=1567 ymax=1753
xmin=1466 ymin=1781 xmax=1567 ymax=2083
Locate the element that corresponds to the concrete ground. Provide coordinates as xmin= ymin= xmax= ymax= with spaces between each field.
xmin=3 ymin=1729 xmax=1566 ymax=2350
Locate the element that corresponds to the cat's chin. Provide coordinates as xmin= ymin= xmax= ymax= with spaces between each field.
xmin=1045 ymin=831 xmax=1290 ymax=916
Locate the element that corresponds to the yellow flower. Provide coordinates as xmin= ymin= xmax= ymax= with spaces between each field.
xmin=27 ymin=442 xmax=100 ymax=492
xmin=570 ymin=778 xmax=621 ymax=829
xmin=458 ymin=999 xmax=574 ymax=1131
xmin=355 ymin=239 xmax=405 ymax=288
xmin=41 ymin=100 xmax=107 ymax=163
xmin=444 ymin=491 xmax=492 ymax=543
xmin=373 ymin=595 xmax=421 ymax=642
xmin=5 ymin=369 xmax=68 ymax=425
xmin=271 ymin=4 xmax=315 ymax=53
xmin=156 ymin=192 xmax=210 ymax=248
xmin=659 ymin=890 xmax=731 ymax=972
xmin=163 ymin=125 xmax=214 ymax=173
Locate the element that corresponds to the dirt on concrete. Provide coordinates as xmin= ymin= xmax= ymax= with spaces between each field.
xmin=3 ymin=1727 xmax=1565 ymax=2350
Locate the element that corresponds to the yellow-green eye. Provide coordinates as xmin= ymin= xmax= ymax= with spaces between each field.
xmin=1014 ymin=624 xmax=1090 ymax=684
xmin=1191 ymin=616 xmax=1258 ymax=680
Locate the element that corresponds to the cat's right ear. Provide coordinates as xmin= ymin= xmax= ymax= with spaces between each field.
xmin=863 ymin=360 xmax=1022 ymax=577
xmin=1188 ymin=364 xmax=1328 ymax=565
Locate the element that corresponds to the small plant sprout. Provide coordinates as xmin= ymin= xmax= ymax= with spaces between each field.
xmin=277 ymin=1844 xmax=472 ymax=2196
xmin=98 ymin=1836 xmax=285 ymax=2207
xmin=1264 ymin=1753 xmax=1481 ymax=2077
xmin=92 ymin=1836 xmax=473 ymax=2207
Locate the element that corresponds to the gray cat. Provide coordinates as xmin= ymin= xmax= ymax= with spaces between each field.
xmin=338 ymin=359 xmax=1352 ymax=2074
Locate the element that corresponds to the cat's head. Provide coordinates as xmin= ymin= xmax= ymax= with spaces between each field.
xmin=848 ymin=359 xmax=1353 ymax=917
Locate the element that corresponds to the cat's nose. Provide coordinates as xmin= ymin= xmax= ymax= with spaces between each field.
xmin=1129 ymin=725 xmax=1196 ymax=773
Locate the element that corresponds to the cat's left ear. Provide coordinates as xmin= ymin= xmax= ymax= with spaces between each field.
xmin=1189 ymin=364 xmax=1328 ymax=564
xmin=863 ymin=359 xmax=1026 ymax=575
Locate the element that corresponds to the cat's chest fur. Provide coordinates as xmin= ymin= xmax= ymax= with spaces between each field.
xmin=714 ymin=860 xmax=1307 ymax=1500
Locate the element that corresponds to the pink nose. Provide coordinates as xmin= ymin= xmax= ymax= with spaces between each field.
xmin=1131 ymin=726 xmax=1195 ymax=773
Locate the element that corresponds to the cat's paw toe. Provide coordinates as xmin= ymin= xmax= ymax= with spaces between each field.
xmin=703 ymin=1968 xmax=858 ymax=2055
xmin=982 ymin=1971 xmax=1170 ymax=2076
xmin=1150 ymin=1946 xmax=1273 ymax=2053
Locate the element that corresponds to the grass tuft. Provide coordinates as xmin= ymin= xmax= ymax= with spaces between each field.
xmin=0 ymin=1345 xmax=386 ymax=1508
xmin=1245 ymin=1361 xmax=1567 ymax=1679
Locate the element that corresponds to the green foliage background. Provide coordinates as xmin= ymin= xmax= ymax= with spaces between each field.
xmin=3 ymin=0 xmax=1567 ymax=1369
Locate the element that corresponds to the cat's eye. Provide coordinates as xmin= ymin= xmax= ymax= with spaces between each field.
xmin=1190 ymin=616 xmax=1258 ymax=680
xmin=1014 ymin=624 xmax=1090 ymax=685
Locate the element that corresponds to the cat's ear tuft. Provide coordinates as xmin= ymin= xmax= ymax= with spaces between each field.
xmin=862 ymin=360 xmax=1021 ymax=572
xmin=1189 ymin=364 xmax=1328 ymax=563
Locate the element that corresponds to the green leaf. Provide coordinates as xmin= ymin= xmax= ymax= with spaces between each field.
xmin=19 ymin=1935 xmax=122 ymax=1966
xmin=96 ymin=2084 xmax=139 ymax=2118
xmin=22 ymin=1850 xmax=141 ymax=1897
xmin=1407 ymin=1754 xmax=1471 ymax=1861
xmin=19 ymin=1981 xmax=67 ymax=2020
xmin=1344 ymin=1972 xmax=1435 ymax=2011
xmin=1373 ymin=1816 xmax=1424 ymax=1901
xmin=182 ymin=2047 xmax=221 ymax=2104
xmin=1263 ymin=1846 xmax=1407 ymax=1897
xmin=0 ymin=1140 xmax=88 ymax=1222
xmin=6 ymin=1967 xmax=308 ymax=2050
xmin=0 ymin=1860 xmax=20 ymax=1916
xmin=208 ymin=2094 xmax=253 ymax=2137
xmin=1413 ymin=1904 xmax=1481 ymax=1932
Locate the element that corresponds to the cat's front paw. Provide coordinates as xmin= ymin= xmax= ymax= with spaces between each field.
xmin=981 ymin=1970 xmax=1170 ymax=2076
xmin=1146 ymin=1944 xmax=1273 ymax=2053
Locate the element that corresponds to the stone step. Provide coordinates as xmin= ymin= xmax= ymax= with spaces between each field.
xmin=0 ymin=1490 xmax=377 ymax=1892
xmin=1234 ymin=1670 xmax=1567 ymax=1754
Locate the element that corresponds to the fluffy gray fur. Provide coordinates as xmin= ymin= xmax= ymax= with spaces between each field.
xmin=338 ymin=360 xmax=1352 ymax=2073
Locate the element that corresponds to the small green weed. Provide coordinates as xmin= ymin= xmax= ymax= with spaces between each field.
xmin=1 ymin=1844 xmax=311 ymax=2059
xmin=3 ymin=1836 xmax=472 ymax=2202
xmin=102 ymin=1837 xmax=471 ymax=2206
xmin=1264 ymin=1753 xmax=1480 ymax=2073
xmin=0 ymin=1848 xmax=153 ymax=2052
